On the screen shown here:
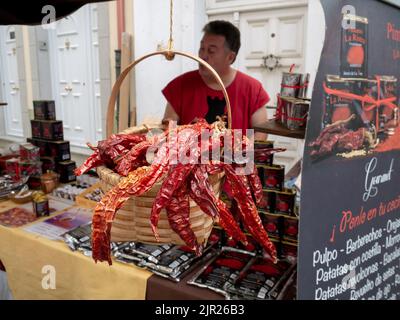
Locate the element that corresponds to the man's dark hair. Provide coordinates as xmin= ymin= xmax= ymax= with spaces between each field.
xmin=202 ymin=20 xmax=241 ymax=61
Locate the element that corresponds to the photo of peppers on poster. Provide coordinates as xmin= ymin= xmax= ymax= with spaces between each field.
xmin=299 ymin=0 xmax=400 ymax=299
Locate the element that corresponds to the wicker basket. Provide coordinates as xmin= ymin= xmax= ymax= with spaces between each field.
xmin=97 ymin=49 xmax=232 ymax=245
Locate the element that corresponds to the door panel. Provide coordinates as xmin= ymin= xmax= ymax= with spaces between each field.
xmin=89 ymin=4 xmax=102 ymax=142
xmin=50 ymin=4 xmax=100 ymax=148
xmin=0 ymin=26 xmax=23 ymax=137
xmin=244 ymin=18 xmax=270 ymax=59
xmin=277 ymin=16 xmax=304 ymax=58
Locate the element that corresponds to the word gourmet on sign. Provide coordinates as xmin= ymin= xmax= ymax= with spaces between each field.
xmin=363 ymin=158 xmax=394 ymax=202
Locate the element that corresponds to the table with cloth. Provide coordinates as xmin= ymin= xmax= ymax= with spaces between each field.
xmin=0 ymin=200 xmax=224 ymax=300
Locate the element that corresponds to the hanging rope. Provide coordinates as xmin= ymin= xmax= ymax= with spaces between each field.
xmin=168 ymin=0 xmax=174 ymax=50
xmin=164 ymin=0 xmax=175 ymax=60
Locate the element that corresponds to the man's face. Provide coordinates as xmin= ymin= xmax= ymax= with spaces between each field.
xmin=198 ymin=33 xmax=235 ymax=78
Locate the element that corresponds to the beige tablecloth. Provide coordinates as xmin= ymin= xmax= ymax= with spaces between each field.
xmin=0 ymin=201 xmax=152 ymax=300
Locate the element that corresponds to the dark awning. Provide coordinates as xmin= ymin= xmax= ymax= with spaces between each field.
xmin=0 ymin=0 xmax=111 ymax=25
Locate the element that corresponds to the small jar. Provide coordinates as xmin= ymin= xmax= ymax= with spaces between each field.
xmin=40 ymin=171 xmax=59 ymax=194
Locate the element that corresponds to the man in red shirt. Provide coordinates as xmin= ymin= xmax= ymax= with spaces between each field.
xmin=162 ymin=20 xmax=269 ymax=140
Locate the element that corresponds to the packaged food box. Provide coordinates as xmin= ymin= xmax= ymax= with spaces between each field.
xmin=323 ymin=75 xmax=355 ymax=127
xmin=323 ymin=75 xmax=377 ymax=130
xmin=259 ymin=211 xmax=282 ymax=240
xmin=19 ymin=143 xmax=40 ymax=161
xmin=226 ymin=257 xmax=292 ymax=300
xmin=0 ymin=154 xmax=19 ymax=172
xmin=284 ymin=98 xmax=309 ymax=131
xmin=254 ymin=140 xmax=274 ymax=166
xmin=280 ymin=72 xmax=309 ymax=99
xmin=19 ymin=160 xmax=42 ymax=177
xmin=27 ymin=138 xmax=48 ymax=157
xmin=341 ymin=14 xmax=368 ymax=78
xmin=279 ymin=240 xmax=298 ymax=261
xmin=56 ymin=160 xmax=76 ymax=183
xmin=41 ymin=120 xmax=64 ymax=141
xmin=258 ymin=189 xmax=276 ymax=212
xmin=282 ymin=216 xmax=299 ymax=242
xmin=33 ymin=100 xmax=56 ymax=121
xmin=257 ymin=164 xmax=285 ymax=191
xmin=188 ymin=249 xmax=254 ymax=298
xmin=28 ymin=138 xmax=71 ymax=162
xmin=47 ymin=140 xmax=71 ymax=162
xmin=30 ymin=120 xmax=42 ymax=139
xmin=275 ymin=188 xmax=296 ymax=216
xmin=40 ymin=156 xmax=56 ymax=173
xmin=4 ymin=158 xmax=20 ymax=180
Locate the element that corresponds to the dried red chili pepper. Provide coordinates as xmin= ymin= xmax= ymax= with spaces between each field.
xmin=188 ymin=165 xmax=247 ymax=245
xmin=223 ymin=164 xmax=277 ymax=262
xmin=215 ymin=258 xmax=246 ymax=270
xmin=205 ymin=162 xmax=224 ymax=175
xmin=93 ymin=141 xmax=171 ymax=264
xmin=166 ymin=183 xmax=202 ymax=256
xmin=150 ymin=164 xmax=195 ymax=239
xmin=214 ymin=198 xmax=248 ymax=245
xmin=189 ymin=165 xmax=220 ymax=219
xmin=75 ymin=150 xmax=103 ymax=176
xmin=97 ymin=137 xmax=128 ymax=167
xmin=254 ymin=147 xmax=286 ymax=164
xmin=75 ymin=133 xmax=147 ymax=176
xmin=114 ymin=140 xmax=152 ymax=176
xmin=150 ymin=121 xmax=208 ymax=238
xmin=247 ymin=165 xmax=263 ymax=206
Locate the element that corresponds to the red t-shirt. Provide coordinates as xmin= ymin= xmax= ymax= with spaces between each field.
xmin=162 ymin=70 xmax=270 ymax=131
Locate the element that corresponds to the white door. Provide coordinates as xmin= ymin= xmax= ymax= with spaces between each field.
xmin=0 ymin=26 xmax=23 ymax=138
xmin=89 ymin=4 xmax=103 ymax=142
xmin=208 ymin=5 xmax=308 ymax=170
xmin=49 ymin=4 xmax=100 ymax=149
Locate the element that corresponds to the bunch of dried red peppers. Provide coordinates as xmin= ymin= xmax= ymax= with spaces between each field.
xmin=75 ymin=119 xmax=278 ymax=265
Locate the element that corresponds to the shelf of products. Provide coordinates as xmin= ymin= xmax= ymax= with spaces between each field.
xmin=254 ymin=119 xmax=306 ymax=139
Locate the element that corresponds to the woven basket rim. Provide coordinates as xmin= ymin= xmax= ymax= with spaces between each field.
xmin=97 ymin=164 xmax=225 ymax=188
xmin=97 ymin=165 xmax=122 ymax=185
xmin=96 ymin=122 xmax=228 ymax=186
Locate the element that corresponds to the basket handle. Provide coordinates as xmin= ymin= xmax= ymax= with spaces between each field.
xmin=106 ymin=49 xmax=232 ymax=137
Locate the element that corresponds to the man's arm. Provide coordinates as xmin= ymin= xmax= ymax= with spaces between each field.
xmin=251 ymin=105 xmax=268 ymax=141
xmin=162 ymin=102 xmax=180 ymax=125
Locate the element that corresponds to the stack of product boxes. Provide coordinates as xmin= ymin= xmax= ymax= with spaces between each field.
xmin=3 ymin=143 xmax=42 ymax=182
xmin=323 ymin=14 xmax=399 ymax=135
xmin=213 ymin=141 xmax=299 ymax=262
xmin=275 ymin=71 xmax=310 ymax=131
xmin=27 ymin=100 xmax=76 ymax=188
xmin=254 ymin=141 xmax=299 ymax=261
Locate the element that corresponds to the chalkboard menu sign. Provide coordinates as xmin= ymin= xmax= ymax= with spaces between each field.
xmin=299 ymin=0 xmax=400 ymax=299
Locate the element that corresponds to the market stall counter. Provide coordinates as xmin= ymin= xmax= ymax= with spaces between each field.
xmin=0 ymin=200 xmax=151 ymax=299
xmin=0 ymin=199 xmax=235 ymax=300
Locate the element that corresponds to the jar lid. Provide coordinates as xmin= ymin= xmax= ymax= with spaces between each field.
xmin=32 ymin=190 xmax=47 ymax=202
